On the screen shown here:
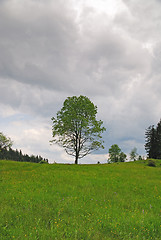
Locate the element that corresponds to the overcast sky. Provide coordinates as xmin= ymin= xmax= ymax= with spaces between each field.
xmin=1 ymin=0 xmax=161 ymax=164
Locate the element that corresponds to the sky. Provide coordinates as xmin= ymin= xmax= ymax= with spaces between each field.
xmin=1 ymin=0 xmax=161 ymax=164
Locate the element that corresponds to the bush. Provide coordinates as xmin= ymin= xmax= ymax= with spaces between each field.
xmin=39 ymin=160 xmax=48 ymax=164
xmin=147 ymin=159 xmax=156 ymax=167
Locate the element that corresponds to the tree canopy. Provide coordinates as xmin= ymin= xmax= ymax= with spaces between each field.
xmin=108 ymin=144 xmax=126 ymax=163
xmin=0 ymin=132 xmax=13 ymax=150
xmin=51 ymin=95 xmax=106 ymax=164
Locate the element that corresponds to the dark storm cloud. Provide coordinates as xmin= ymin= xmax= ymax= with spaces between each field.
xmin=0 ymin=0 xmax=79 ymax=91
xmin=0 ymin=0 xmax=151 ymax=98
xmin=0 ymin=78 xmax=67 ymax=119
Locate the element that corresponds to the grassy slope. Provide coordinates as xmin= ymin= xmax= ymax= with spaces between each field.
xmin=0 ymin=160 xmax=161 ymax=240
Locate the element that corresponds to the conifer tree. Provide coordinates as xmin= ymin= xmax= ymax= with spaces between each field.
xmin=145 ymin=125 xmax=157 ymax=158
xmin=155 ymin=119 xmax=161 ymax=159
xmin=145 ymin=119 xmax=161 ymax=159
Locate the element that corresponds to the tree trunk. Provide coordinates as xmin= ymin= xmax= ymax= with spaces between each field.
xmin=75 ymin=156 xmax=78 ymax=164
xmin=75 ymin=152 xmax=79 ymax=164
xmin=75 ymin=132 xmax=79 ymax=164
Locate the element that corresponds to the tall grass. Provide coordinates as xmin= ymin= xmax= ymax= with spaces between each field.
xmin=0 ymin=160 xmax=161 ymax=239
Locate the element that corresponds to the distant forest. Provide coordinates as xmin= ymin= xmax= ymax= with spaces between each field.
xmin=0 ymin=147 xmax=48 ymax=164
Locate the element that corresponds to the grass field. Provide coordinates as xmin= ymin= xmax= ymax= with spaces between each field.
xmin=0 ymin=160 xmax=161 ymax=240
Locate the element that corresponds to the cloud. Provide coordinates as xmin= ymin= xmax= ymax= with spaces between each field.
xmin=0 ymin=0 xmax=78 ymax=91
xmin=117 ymin=0 xmax=161 ymax=41
xmin=0 ymin=0 xmax=151 ymax=97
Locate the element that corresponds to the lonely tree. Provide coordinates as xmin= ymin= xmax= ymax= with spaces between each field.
xmin=51 ymin=95 xmax=106 ymax=164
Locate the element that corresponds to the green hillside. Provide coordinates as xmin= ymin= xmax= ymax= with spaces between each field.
xmin=0 ymin=160 xmax=161 ymax=239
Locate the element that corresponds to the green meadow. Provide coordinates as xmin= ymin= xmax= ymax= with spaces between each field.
xmin=0 ymin=160 xmax=161 ymax=240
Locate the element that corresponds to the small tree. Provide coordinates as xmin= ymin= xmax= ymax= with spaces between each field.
xmin=51 ymin=95 xmax=106 ymax=164
xmin=130 ymin=147 xmax=138 ymax=161
xmin=119 ymin=151 xmax=127 ymax=162
xmin=0 ymin=132 xmax=13 ymax=150
xmin=108 ymin=144 xmax=121 ymax=163
xmin=108 ymin=144 xmax=126 ymax=163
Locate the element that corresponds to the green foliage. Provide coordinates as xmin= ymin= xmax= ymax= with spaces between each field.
xmin=108 ymin=144 xmax=126 ymax=163
xmin=145 ymin=125 xmax=157 ymax=158
xmin=130 ymin=147 xmax=138 ymax=161
xmin=51 ymin=95 xmax=106 ymax=164
xmin=145 ymin=119 xmax=161 ymax=159
xmin=119 ymin=151 xmax=127 ymax=162
xmin=109 ymin=144 xmax=121 ymax=162
xmin=0 ymin=132 xmax=13 ymax=150
xmin=147 ymin=159 xmax=156 ymax=167
xmin=1 ymin=160 xmax=161 ymax=239
xmin=0 ymin=147 xmax=48 ymax=163
xmin=39 ymin=160 xmax=48 ymax=164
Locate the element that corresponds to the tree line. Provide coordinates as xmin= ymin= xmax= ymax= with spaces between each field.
xmin=0 ymin=147 xmax=48 ymax=163
xmin=107 ymin=144 xmax=142 ymax=163
xmin=0 ymin=132 xmax=48 ymax=163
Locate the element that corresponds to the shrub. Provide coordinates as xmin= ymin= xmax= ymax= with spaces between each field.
xmin=147 ymin=159 xmax=156 ymax=167
xmin=39 ymin=160 xmax=48 ymax=164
